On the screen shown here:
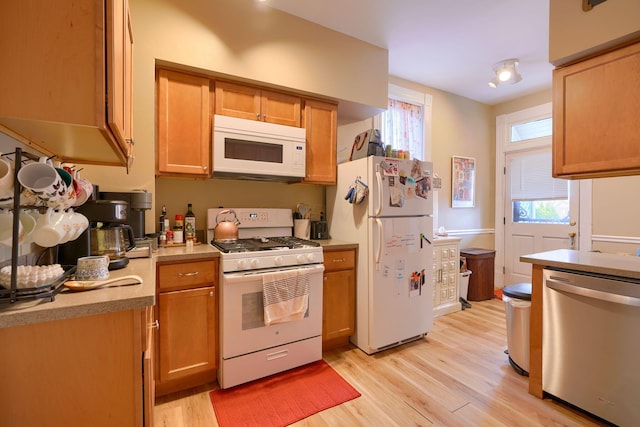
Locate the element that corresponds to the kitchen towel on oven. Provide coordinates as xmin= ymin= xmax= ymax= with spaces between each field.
xmin=262 ymin=269 xmax=310 ymax=326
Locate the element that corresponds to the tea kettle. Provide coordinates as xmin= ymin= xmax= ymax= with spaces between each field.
xmin=213 ymin=209 xmax=240 ymax=242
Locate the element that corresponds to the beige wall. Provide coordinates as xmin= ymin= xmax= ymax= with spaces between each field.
xmin=591 ymin=176 xmax=640 ymax=254
xmin=79 ymin=0 xmax=388 ymax=235
xmin=549 ymin=0 xmax=640 ymax=65
xmin=335 ymin=76 xmax=496 ymax=250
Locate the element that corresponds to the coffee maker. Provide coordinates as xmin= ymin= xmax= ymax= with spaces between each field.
xmin=58 ymin=200 xmax=135 ymax=269
xmin=99 ymin=190 xmax=152 ymax=239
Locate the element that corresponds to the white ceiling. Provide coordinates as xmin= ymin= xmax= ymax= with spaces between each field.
xmin=265 ymin=0 xmax=554 ymax=106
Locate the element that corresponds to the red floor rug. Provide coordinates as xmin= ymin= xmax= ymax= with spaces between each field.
xmin=209 ymin=360 xmax=361 ymax=427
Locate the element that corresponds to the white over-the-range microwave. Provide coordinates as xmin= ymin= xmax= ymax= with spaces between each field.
xmin=212 ymin=114 xmax=306 ymax=181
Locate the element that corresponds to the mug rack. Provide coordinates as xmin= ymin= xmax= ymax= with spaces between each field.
xmin=0 ymin=147 xmax=74 ymax=304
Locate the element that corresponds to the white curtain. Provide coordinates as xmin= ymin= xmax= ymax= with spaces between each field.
xmin=380 ymin=98 xmax=423 ymax=160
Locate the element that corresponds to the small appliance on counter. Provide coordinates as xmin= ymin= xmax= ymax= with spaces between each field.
xmin=99 ymin=190 xmax=152 ymax=240
xmin=310 ymin=212 xmax=330 ymax=240
xmin=58 ymin=200 xmax=135 ymax=269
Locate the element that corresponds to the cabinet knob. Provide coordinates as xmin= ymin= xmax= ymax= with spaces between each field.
xmin=203 ymin=166 xmax=208 ymax=171
xmin=209 ymin=291 xmax=215 ymax=297
xmin=263 ymin=114 xmax=267 ymax=121
xmin=256 ymin=113 xmax=260 ymax=119
xmin=150 ymin=320 xmax=159 ymax=330
xmin=125 ymin=138 xmax=135 ymax=146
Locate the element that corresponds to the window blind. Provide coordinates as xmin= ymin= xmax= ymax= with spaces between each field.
xmin=510 ymin=151 xmax=568 ymax=201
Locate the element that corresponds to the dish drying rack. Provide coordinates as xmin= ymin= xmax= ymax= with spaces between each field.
xmin=0 ymin=147 xmax=74 ymax=304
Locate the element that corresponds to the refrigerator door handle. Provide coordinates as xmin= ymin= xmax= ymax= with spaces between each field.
xmin=375 ymin=218 xmax=383 ymax=268
xmin=374 ymin=163 xmax=382 ymax=217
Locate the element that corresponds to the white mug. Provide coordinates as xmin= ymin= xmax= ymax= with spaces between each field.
xmin=17 ymin=157 xmax=69 ymax=208
xmin=0 ymin=210 xmax=24 ymax=247
xmin=32 ymin=207 xmax=66 ymax=247
xmin=0 ymin=154 xmax=14 ymax=208
xmin=68 ymin=211 xmax=89 ymax=241
xmin=18 ymin=210 xmax=38 ymax=244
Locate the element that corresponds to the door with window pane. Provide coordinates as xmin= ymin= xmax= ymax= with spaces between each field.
xmin=504 ymin=148 xmax=579 ymax=285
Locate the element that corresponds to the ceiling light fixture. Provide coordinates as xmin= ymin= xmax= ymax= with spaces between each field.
xmin=488 ymin=58 xmax=522 ymax=88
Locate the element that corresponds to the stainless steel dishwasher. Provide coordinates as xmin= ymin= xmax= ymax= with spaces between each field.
xmin=543 ymin=268 xmax=640 ymax=426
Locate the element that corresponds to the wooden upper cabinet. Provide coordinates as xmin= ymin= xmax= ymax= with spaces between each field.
xmin=215 ymin=81 xmax=301 ymax=127
xmin=553 ymin=40 xmax=640 ymax=179
xmin=302 ymin=99 xmax=338 ymax=184
xmin=0 ymin=0 xmax=134 ymax=167
xmin=107 ymin=0 xmax=134 ymax=167
xmin=156 ymin=69 xmax=211 ymax=177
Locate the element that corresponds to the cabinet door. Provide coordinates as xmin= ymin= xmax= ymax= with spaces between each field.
xmin=323 ymin=269 xmax=355 ymax=341
xmin=0 ymin=1 xmax=130 ymax=166
xmin=157 ymin=286 xmax=217 ymax=385
xmin=215 ymin=81 xmax=261 ymax=121
xmin=106 ymin=0 xmax=134 ymax=167
xmin=553 ymin=41 xmax=640 ymax=179
xmin=302 ymin=99 xmax=338 ymax=184
xmin=261 ymin=89 xmax=301 ymax=126
xmin=143 ymin=307 xmax=155 ymax=427
xmin=157 ymin=69 xmax=211 ymax=176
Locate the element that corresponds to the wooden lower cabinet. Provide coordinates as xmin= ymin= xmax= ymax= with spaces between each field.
xmin=155 ymin=258 xmax=218 ymax=396
xmin=0 ymin=308 xmax=150 ymax=427
xmin=322 ymin=248 xmax=356 ymax=350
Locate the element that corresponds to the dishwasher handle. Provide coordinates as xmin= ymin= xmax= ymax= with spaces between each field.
xmin=546 ymin=276 xmax=640 ymax=307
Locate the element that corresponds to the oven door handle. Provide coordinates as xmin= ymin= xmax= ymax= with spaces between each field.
xmin=223 ymin=265 xmax=325 ymax=284
xmin=546 ymin=277 xmax=640 ymax=307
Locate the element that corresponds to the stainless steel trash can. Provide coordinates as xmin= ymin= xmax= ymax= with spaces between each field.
xmin=502 ymin=283 xmax=531 ymax=376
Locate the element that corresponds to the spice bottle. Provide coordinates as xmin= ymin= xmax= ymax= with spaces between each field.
xmin=173 ymin=214 xmax=184 ymax=244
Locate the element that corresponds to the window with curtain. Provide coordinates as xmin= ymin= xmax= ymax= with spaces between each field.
xmin=379 ymin=98 xmax=424 ymax=160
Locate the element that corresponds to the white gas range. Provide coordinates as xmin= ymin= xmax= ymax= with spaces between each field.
xmin=206 ymin=208 xmax=324 ymax=389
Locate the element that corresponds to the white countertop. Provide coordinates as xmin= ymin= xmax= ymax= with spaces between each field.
xmin=520 ymin=249 xmax=640 ymax=280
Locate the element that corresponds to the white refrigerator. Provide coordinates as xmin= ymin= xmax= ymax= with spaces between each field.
xmin=327 ymin=155 xmax=434 ymax=354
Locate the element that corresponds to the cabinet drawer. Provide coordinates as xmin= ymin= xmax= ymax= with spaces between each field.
xmin=323 ymin=249 xmax=355 ymax=272
xmin=157 ymin=259 xmax=217 ymax=291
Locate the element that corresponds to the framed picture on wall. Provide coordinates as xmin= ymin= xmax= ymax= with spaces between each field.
xmin=452 ymin=156 xmax=475 ymax=208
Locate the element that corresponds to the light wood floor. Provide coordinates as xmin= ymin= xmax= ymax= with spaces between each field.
xmin=154 ymin=299 xmax=606 ymax=426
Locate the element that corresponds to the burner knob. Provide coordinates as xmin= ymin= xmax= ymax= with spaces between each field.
xmin=306 ymin=253 xmax=316 ymax=263
xmin=296 ymin=254 xmax=306 ymax=263
xmin=237 ymin=259 xmax=247 ymax=270
xmin=274 ymin=256 xmax=283 ymax=265
xmin=250 ymin=259 xmax=260 ymax=268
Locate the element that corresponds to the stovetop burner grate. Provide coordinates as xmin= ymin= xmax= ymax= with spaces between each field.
xmin=211 ymin=236 xmax=320 ymax=253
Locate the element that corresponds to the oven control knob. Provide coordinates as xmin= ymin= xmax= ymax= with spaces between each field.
xmin=307 ymin=253 xmax=316 ymax=263
xmin=237 ymin=259 xmax=247 ymax=270
xmin=274 ymin=256 xmax=283 ymax=265
xmin=296 ymin=254 xmax=306 ymax=263
xmin=250 ymin=259 xmax=260 ymax=268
